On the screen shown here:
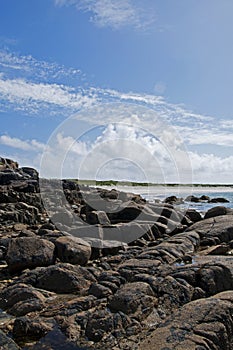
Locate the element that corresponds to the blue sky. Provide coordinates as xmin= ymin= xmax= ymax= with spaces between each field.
xmin=0 ymin=0 xmax=233 ymax=183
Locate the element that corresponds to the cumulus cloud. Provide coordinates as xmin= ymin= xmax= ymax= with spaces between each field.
xmin=3 ymin=122 xmax=233 ymax=183
xmin=39 ymin=120 xmax=192 ymax=183
xmin=189 ymin=152 xmax=233 ymax=183
xmin=56 ymin=133 xmax=88 ymax=156
xmin=4 ymin=124 xmax=233 ymax=183
xmin=54 ymin=0 xmax=155 ymax=30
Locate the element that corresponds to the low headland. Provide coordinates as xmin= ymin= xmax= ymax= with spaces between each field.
xmin=0 ymin=157 xmax=233 ymax=350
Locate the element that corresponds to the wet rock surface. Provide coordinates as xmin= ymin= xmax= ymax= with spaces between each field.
xmin=0 ymin=157 xmax=232 ymax=349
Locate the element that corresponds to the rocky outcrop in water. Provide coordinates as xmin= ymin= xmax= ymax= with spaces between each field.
xmin=0 ymin=157 xmax=232 ymax=349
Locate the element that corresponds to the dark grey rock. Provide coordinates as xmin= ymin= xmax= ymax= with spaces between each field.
xmin=88 ymin=283 xmax=113 ymax=298
xmin=6 ymin=237 xmax=55 ymax=272
xmin=0 ymin=283 xmax=45 ymax=310
xmin=208 ymin=197 xmax=230 ymax=203
xmin=0 ymin=329 xmax=20 ymax=349
xmin=186 ymin=215 xmax=233 ymax=244
xmin=34 ymin=263 xmax=96 ymax=294
xmin=204 ymin=206 xmax=233 ymax=219
xmin=185 ymin=209 xmax=202 ymax=223
xmin=13 ymin=316 xmax=52 ymax=340
xmin=55 ymin=236 xmax=91 ymax=265
xmin=109 ymin=282 xmax=156 ymax=320
xmin=86 ymin=210 xmax=111 ymax=225
xmin=138 ymin=291 xmax=233 ymax=350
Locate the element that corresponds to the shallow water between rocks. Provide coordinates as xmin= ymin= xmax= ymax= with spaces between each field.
xmin=21 ymin=325 xmax=90 ymax=350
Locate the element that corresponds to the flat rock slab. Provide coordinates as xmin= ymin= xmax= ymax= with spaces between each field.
xmin=199 ymin=244 xmax=230 ymax=255
xmin=192 ymin=254 xmax=233 ymax=267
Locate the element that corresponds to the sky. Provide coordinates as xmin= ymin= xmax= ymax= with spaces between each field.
xmin=0 ymin=0 xmax=233 ymax=183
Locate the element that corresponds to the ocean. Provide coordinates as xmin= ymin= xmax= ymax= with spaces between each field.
xmin=99 ymin=185 xmax=233 ymax=214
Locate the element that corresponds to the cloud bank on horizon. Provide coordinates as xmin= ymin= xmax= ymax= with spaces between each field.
xmin=0 ymin=0 xmax=233 ymax=184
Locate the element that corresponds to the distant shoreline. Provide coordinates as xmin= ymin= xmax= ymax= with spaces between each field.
xmin=74 ymin=179 xmax=233 ymax=188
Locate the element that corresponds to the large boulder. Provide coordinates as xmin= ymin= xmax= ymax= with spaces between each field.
xmin=138 ymin=291 xmax=233 ymax=350
xmin=208 ymin=197 xmax=230 ymax=203
xmin=164 ymin=196 xmax=184 ymax=204
xmin=165 ymin=255 xmax=233 ymax=298
xmin=109 ymin=282 xmax=156 ymax=320
xmin=204 ymin=205 xmax=233 ymax=219
xmin=194 ymin=256 xmax=233 ymax=296
xmin=157 ymin=275 xmax=194 ymax=312
xmin=0 ymin=202 xmax=41 ymax=225
xmin=186 ymin=215 xmax=233 ymax=245
xmin=0 ymin=169 xmax=24 ymax=185
xmin=6 ymin=237 xmax=55 ymax=273
xmin=0 ymin=283 xmax=45 ymax=311
xmin=13 ymin=316 xmax=52 ymax=340
xmin=185 ymin=195 xmax=200 ymax=202
xmin=20 ymin=167 xmax=39 ymax=180
xmin=139 ymin=231 xmax=200 ymax=263
xmin=54 ymin=236 xmax=91 ymax=265
xmin=83 ymin=238 xmax=128 ymax=259
xmin=25 ymin=263 xmax=96 ymax=294
xmin=85 ymin=309 xmax=114 ymax=342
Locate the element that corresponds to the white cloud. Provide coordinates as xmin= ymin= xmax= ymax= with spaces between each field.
xmin=0 ymin=135 xmax=46 ymax=152
xmin=0 ymin=50 xmax=217 ymax=128
xmin=1 ymin=49 xmax=233 ymax=183
xmin=0 ymin=77 xmax=98 ymax=114
xmin=177 ymin=126 xmax=233 ymax=147
xmin=55 ymin=0 xmax=155 ymax=30
xmin=219 ymin=119 xmax=233 ymax=131
xmin=38 ymin=121 xmax=192 ymax=183
xmin=56 ymin=133 xmax=88 ymax=155
xmin=0 ymin=49 xmax=81 ymax=81
xmin=189 ymin=152 xmax=233 ymax=183
xmin=0 ymin=60 xmax=232 ymax=153
xmin=3 ymin=123 xmax=233 ymax=183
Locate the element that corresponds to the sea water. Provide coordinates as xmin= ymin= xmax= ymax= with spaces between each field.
xmin=99 ymin=185 xmax=233 ymax=213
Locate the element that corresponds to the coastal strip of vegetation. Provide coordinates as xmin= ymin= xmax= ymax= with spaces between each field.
xmin=72 ymin=179 xmax=233 ymax=188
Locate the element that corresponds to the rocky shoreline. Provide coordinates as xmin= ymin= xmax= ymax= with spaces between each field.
xmin=0 ymin=157 xmax=233 ymax=349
